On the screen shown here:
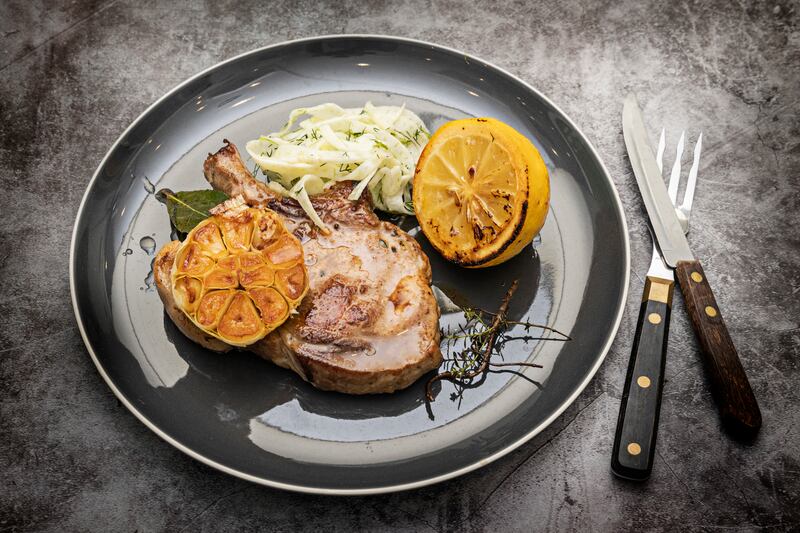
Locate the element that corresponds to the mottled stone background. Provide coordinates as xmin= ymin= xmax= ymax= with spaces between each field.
xmin=1 ymin=0 xmax=798 ymax=531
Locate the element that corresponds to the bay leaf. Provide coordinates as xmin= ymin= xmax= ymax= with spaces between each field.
xmin=157 ymin=189 xmax=229 ymax=234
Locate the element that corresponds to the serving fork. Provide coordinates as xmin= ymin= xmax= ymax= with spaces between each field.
xmin=611 ymin=128 xmax=702 ymax=480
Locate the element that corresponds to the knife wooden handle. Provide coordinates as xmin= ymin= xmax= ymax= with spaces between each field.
xmin=675 ymin=260 xmax=762 ymax=439
xmin=611 ymin=276 xmax=671 ymax=481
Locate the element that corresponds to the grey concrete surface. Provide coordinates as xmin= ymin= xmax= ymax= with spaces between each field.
xmin=1 ymin=0 xmax=798 ymax=531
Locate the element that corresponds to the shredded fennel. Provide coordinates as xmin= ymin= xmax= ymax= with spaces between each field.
xmin=245 ymin=102 xmax=430 ymax=230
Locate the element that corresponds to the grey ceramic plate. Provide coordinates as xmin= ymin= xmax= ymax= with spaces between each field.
xmin=70 ymin=35 xmax=629 ymax=495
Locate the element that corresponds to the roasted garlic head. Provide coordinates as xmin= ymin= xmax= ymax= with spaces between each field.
xmin=170 ymin=197 xmax=308 ymax=346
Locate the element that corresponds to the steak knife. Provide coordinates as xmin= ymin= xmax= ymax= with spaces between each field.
xmin=619 ymin=95 xmax=762 ymax=446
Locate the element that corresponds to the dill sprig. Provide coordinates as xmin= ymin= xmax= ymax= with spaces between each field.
xmin=426 ymin=280 xmax=571 ymax=403
xmin=392 ymin=126 xmax=428 ymax=147
xmin=345 ymin=127 xmax=365 ymax=141
xmin=258 ymin=137 xmax=279 ymax=157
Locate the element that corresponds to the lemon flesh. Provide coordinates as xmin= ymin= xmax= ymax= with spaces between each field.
xmin=413 ymin=118 xmax=550 ymax=268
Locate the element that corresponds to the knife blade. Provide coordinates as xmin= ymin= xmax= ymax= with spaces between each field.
xmin=622 ymin=96 xmax=693 ymax=267
xmin=622 ymin=95 xmax=762 ymax=439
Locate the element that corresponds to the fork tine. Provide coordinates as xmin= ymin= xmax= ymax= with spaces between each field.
xmin=668 ymin=131 xmax=684 ymax=203
xmin=656 ymin=128 xmax=665 ymax=173
xmin=680 ymin=133 xmax=702 ymax=216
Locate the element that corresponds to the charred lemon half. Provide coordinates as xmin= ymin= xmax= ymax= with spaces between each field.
xmin=170 ymin=197 xmax=308 ymax=347
xmin=413 ymin=118 xmax=549 ymax=268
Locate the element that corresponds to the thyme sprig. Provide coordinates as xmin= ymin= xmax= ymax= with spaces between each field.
xmin=426 ymin=280 xmax=571 ymax=403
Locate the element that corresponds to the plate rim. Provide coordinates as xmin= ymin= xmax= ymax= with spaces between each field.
xmin=69 ymin=34 xmax=630 ymax=495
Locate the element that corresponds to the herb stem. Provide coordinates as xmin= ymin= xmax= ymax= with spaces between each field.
xmin=426 ymin=280 xmax=518 ymax=401
xmin=489 ymin=362 xmax=543 ymax=369
xmin=504 ymin=321 xmax=572 ymax=339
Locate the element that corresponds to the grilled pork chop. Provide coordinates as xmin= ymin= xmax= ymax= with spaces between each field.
xmin=154 ymin=141 xmax=441 ymax=394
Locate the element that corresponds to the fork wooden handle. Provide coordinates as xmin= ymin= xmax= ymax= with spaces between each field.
xmin=675 ymin=260 xmax=762 ymax=439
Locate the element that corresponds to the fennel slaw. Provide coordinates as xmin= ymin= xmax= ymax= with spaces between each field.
xmin=245 ymin=102 xmax=430 ymax=230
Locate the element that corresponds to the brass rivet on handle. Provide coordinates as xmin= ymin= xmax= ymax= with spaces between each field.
xmin=637 ymin=376 xmax=651 ymax=388
xmin=627 ymin=443 xmax=642 ymax=456
xmin=648 ymin=313 xmax=662 ymax=325
xmin=691 ymin=271 xmax=703 ymax=283
xmin=705 ymin=305 xmax=718 ymax=317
